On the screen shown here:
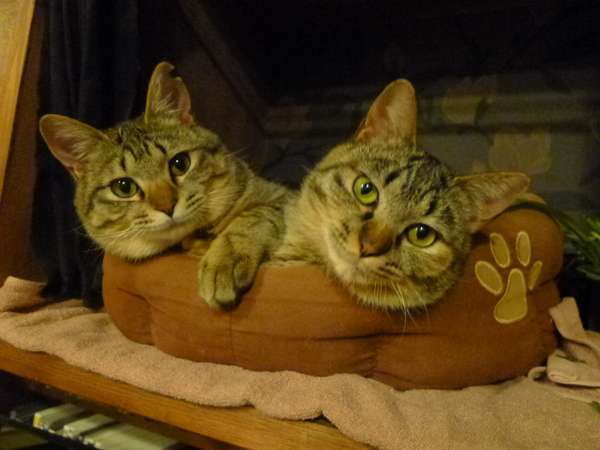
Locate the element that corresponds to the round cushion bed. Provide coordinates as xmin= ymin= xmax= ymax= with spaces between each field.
xmin=103 ymin=207 xmax=562 ymax=390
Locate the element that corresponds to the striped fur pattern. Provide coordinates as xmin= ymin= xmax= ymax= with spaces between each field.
xmin=39 ymin=62 xmax=290 ymax=308
xmin=275 ymin=80 xmax=529 ymax=311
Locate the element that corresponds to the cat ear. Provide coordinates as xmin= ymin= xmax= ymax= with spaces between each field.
xmin=39 ymin=114 xmax=110 ymax=178
xmin=144 ymin=61 xmax=193 ymax=125
xmin=454 ymin=172 xmax=530 ymax=232
xmin=354 ymin=79 xmax=417 ymax=145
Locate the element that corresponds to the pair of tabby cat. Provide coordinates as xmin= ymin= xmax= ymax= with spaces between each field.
xmin=39 ymin=62 xmax=528 ymax=311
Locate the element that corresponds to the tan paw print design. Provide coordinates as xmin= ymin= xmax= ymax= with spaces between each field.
xmin=475 ymin=231 xmax=544 ymax=324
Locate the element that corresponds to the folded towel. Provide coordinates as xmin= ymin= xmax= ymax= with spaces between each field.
xmin=546 ymin=350 xmax=600 ymax=387
xmin=551 ymin=297 xmax=600 ymax=368
xmin=526 ymin=297 xmax=600 ymax=406
xmin=0 ymin=277 xmax=598 ymax=450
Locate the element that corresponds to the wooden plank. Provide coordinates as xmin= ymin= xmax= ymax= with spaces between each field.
xmin=0 ymin=0 xmax=44 ymax=284
xmin=0 ymin=0 xmax=36 ymax=202
xmin=26 ymin=382 xmax=241 ymax=450
xmin=0 ymin=341 xmax=368 ymax=450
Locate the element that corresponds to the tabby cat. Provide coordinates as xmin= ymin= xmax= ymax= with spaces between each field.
xmin=39 ymin=62 xmax=290 ymax=308
xmin=275 ymin=80 xmax=529 ymax=311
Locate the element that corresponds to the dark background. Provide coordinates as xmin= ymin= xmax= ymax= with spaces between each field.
xmin=31 ymin=0 xmax=600 ymax=330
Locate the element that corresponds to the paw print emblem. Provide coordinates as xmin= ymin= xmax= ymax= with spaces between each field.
xmin=475 ymin=231 xmax=543 ymax=324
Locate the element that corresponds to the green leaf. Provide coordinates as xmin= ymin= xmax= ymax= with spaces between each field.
xmin=508 ymin=202 xmax=600 ymax=283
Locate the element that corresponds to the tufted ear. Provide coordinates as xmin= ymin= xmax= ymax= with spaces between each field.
xmin=39 ymin=114 xmax=110 ymax=178
xmin=455 ymin=172 xmax=531 ymax=233
xmin=354 ymin=79 xmax=417 ymax=146
xmin=144 ymin=61 xmax=193 ymax=125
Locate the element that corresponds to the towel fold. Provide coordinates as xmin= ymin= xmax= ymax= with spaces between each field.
xmin=546 ymin=350 xmax=600 ymax=387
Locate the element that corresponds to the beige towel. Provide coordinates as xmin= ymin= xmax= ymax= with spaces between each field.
xmin=0 ymin=277 xmax=598 ymax=450
xmin=546 ymin=350 xmax=600 ymax=387
xmin=527 ymin=297 xmax=600 ymax=405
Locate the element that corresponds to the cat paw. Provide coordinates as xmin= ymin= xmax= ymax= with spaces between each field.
xmin=197 ymin=238 xmax=261 ymax=308
xmin=474 ymin=231 xmax=543 ymax=324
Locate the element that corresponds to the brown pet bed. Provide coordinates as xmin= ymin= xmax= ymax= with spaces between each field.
xmin=103 ymin=208 xmax=563 ymax=390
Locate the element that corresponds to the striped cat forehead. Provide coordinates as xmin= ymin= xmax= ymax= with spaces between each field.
xmin=314 ymin=146 xmax=454 ymax=216
xmin=319 ymin=138 xmax=424 ymax=169
xmin=317 ymin=144 xmax=450 ymax=185
xmin=107 ymin=121 xmax=220 ymax=160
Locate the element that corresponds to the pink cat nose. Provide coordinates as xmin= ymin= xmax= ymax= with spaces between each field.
xmin=359 ymin=221 xmax=393 ymax=257
xmin=151 ymin=196 xmax=177 ymax=216
xmin=158 ymin=203 xmax=175 ymax=217
xmin=147 ymin=183 xmax=177 ymax=216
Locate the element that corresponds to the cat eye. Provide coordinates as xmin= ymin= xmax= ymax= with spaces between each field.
xmin=110 ymin=178 xmax=139 ymax=198
xmin=169 ymin=152 xmax=191 ymax=177
xmin=406 ymin=224 xmax=437 ymax=248
xmin=353 ymin=176 xmax=379 ymax=205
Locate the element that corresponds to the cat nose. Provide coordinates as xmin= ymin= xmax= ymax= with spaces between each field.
xmin=158 ymin=203 xmax=176 ymax=217
xmin=359 ymin=221 xmax=393 ymax=257
xmin=151 ymin=198 xmax=176 ymax=217
xmin=147 ymin=183 xmax=177 ymax=217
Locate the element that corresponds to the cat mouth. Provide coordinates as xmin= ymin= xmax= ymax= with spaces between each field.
xmin=350 ymin=281 xmax=428 ymax=311
xmin=330 ymin=243 xmax=400 ymax=284
xmin=356 ymin=265 xmax=405 ymax=285
xmin=140 ymin=212 xmax=205 ymax=233
xmin=138 ymin=221 xmax=181 ymax=233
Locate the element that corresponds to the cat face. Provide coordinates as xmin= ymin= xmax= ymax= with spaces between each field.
xmin=302 ymin=141 xmax=475 ymax=310
xmin=73 ymin=119 xmax=236 ymax=259
xmin=292 ymin=80 xmax=529 ymax=310
xmin=39 ymin=62 xmax=241 ymax=260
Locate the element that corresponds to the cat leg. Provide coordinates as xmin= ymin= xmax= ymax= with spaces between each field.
xmin=197 ymin=205 xmax=284 ymax=308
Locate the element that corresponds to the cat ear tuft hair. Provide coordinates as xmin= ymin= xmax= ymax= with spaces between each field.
xmin=354 ymin=79 xmax=417 ymax=146
xmin=144 ymin=61 xmax=193 ymax=125
xmin=39 ymin=114 xmax=110 ymax=178
xmin=454 ymin=172 xmax=530 ymax=232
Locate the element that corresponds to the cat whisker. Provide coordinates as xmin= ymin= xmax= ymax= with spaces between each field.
xmin=98 ymin=226 xmax=148 ymax=253
xmin=391 ymin=281 xmax=418 ymax=330
xmin=226 ymin=146 xmax=249 ymax=158
xmin=70 ymin=222 xmax=87 ymax=233
xmin=417 ymin=296 xmax=431 ymax=328
xmin=396 ymin=285 xmax=409 ymax=329
xmin=92 ymin=226 xmax=140 ymax=242
xmin=83 ymin=243 xmax=105 ymax=254
xmin=390 ymin=283 xmax=408 ymax=332
xmin=409 ymin=285 xmax=431 ymax=326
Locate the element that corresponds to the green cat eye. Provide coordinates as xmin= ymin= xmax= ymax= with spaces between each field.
xmin=110 ymin=178 xmax=139 ymax=198
xmin=169 ymin=152 xmax=191 ymax=177
xmin=353 ymin=176 xmax=379 ymax=205
xmin=406 ymin=224 xmax=437 ymax=248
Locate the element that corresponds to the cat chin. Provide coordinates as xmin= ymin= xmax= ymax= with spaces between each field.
xmin=326 ymin=246 xmax=440 ymax=311
xmin=349 ymin=281 xmax=438 ymax=311
xmin=326 ymin=242 xmax=387 ymax=283
xmin=92 ymin=219 xmax=201 ymax=261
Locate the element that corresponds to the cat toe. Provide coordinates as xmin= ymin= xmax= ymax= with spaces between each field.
xmin=232 ymin=255 xmax=259 ymax=291
xmin=197 ymin=243 xmax=262 ymax=308
xmin=212 ymin=270 xmax=239 ymax=307
xmin=197 ymin=266 xmax=218 ymax=308
xmin=197 ymin=262 xmax=239 ymax=308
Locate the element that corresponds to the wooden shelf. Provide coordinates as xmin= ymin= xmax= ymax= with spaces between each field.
xmin=0 ymin=0 xmax=35 ymax=202
xmin=0 ymin=340 xmax=368 ymax=449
